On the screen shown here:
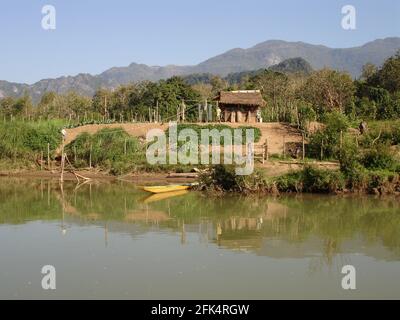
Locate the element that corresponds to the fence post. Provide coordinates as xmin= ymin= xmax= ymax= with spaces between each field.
xmin=47 ymin=143 xmax=51 ymax=171
xmin=198 ymin=103 xmax=201 ymax=122
xmin=282 ymin=136 xmax=286 ymax=158
xmin=340 ymin=130 xmax=343 ymax=156
xmin=60 ymin=137 xmax=65 ymax=183
xmin=302 ymin=133 xmax=305 ymax=161
xmin=124 ymin=138 xmax=127 ymax=155
xmin=89 ymin=143 xmax=92 ymax=169
xmin=320 ymin=139 xmax=324 ymax=160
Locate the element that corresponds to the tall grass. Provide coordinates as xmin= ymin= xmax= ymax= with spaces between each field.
xmin=0 ymin=120 xmax=62 ymax=160
xmin=66 ymin=128 xmax=145 ymax=175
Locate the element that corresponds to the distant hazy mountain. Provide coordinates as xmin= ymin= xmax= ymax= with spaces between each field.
xmin=0 ymin=37 xmax=399 ymax=102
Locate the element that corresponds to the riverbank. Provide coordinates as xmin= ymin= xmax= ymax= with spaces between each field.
xmin=198 ymin=165 xmax=400 ymax=196
xmin=2 ymin=163 xmax=400 ymax=196
xmin=0 ymin=169 xmax=198 ymax=184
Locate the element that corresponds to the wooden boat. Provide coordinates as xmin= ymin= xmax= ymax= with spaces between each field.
xmin=141 ymin=183 xmax=198 ymax=194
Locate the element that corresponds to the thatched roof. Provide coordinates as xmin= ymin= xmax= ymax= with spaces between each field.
xmin=214 ymin=90 xmax=265 ymax=107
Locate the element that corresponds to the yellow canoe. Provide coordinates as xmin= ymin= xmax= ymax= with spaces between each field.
xmin=142 ymin=185 xmax=189 ymax=194
xmin=141 ymin=183 xmax=198 ymax=194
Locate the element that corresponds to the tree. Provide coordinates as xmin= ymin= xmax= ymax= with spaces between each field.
xmin=248 ymin=70 xmax=291 ymax=122
xmin=0 ymin=97 xmax=16 ymax=117
xmin=300 ymin=69 xmax=355 ymax=116
xmin=92 ymin=88 xmax=113 ymax=118
xmin=210 ymin=76 xmax=228 ymax=96
xmin=360 ymin=63 xmax=377 ymax=81
xmin=373 ymin=51 xmax=400 ymax=93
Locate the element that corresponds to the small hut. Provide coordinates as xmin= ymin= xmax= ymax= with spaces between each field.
xmin=214 ymin=90 xmax=266 ymax=123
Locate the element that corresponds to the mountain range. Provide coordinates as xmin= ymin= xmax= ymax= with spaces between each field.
xmin=0 ymin=37 xmax=399 ymax=102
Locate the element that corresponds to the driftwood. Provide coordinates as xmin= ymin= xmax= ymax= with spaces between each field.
xmin=372 ymin=129 xmax=382 ymax=145
xmin=166 ymin=172 xmax=199 ymax=178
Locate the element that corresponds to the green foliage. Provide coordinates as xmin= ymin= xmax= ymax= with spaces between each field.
xmin=361 ymin=120 xmax=400 ymax=146
xmin=0 ymin=120 xmax=62 ymax=160
xmin=360 ymin=144 xmax=397 ymax=170
xmin=66 ymin=128 xmax=144 ymax=175
xmin=298 ymin=103 xmax=316 ymax=130
xmin=200 ymin=164 xmax=271 ymax=193
xmin=300 ymin=68 xmax=355 ymax=115
xmin=338 ymin=138 xmax=360 ymax=174
xmin=368 ymin=51 xmax=400 ymax=94
xmin=276 ymin=166 xmax=346 ymax=193
xmin=354 ymin=96 xmax=377 ymax=120
xmin=308 ymin=112 xmax=349 ymax=159
xmin=355 ymin=52 xmax=400 ymax=120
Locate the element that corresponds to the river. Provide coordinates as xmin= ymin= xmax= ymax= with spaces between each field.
xmin=0 ymin=178 xmax=399 ymax=299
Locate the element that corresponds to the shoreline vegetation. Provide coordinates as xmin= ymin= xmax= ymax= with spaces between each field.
xmin=1 ymin=52 xmax=400 ymax=195
xmin=198 ymin=164 xmax=400 ymax=196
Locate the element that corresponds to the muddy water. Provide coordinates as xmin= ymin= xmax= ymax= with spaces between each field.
xmin=0 ymin=178 xmax=399 ymax=299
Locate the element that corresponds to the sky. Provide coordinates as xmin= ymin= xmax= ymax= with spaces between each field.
xmin=0 ymin=0 xmax=399 ymax=84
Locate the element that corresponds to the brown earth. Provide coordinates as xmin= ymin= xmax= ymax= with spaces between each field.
xmin=62 ymin=122 xmax=303 ymax=155
xmin=0 ymin=122 xmax=340 ymax=180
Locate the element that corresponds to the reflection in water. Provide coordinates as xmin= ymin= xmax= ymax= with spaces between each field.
xmin=1 ymin=178 xmax=400 ymax=263
xmin=1 ymin=178 xmax=400 ymax=298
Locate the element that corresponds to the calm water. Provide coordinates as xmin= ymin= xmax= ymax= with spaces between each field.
xmin=0 ymin=178 xmax=400 ymax=299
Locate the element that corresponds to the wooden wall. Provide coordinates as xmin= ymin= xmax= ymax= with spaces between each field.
xmin=220 ymin=105 xmax=259 ymax=123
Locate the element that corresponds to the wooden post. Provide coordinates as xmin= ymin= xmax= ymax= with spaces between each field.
xmin=74 ymin=145 xmax=77 ymax=163
xmin=104 ymin=96 xmax=107 ymax=120
xmin=181 ymin=100 xmax=185 ymax=122
xmin=198 ymin=103 xmax=201 ymax=122
xmin=302 ymin=133 xmax=305 ymax=161
xmin=124 ymin=138 xmax=127 ymax=155
xmin=60 ymin=137 xmax=65 ymax=183
xmin=156 ymin=100 xmax=159 ymax=123
xmin=205 ymin=99 xmax=208 ymax=123
xmin=320 ymin=139 xmax=324 ymax=160
xmin=40 ymin=151 xmax=43 ymax=171
xmin=340 ymin=130 xmax=343 ymax=154
xmin=282 ymin=136 xmax=286 ymax=158
xmin=47 ymin=143 xmax=51 ymax=171
xmin=208 ymin=101 xmax=212 ymax=122
xmin=89 ymin=143 xmax=92 ymax=169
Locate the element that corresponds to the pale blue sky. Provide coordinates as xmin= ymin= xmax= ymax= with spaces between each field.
xmin=0 ymin=0 xmax=399 ymax=84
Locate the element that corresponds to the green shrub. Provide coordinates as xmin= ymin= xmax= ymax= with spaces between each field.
xmin=276 ymin=166 xmax=345 ymax=193
xmin=307 ymin=112 xmax=349 ymax=160
xmin=360 ymin=144 xmax=396 ymax=170
xmin=0 ymin=121 xmax=62 ymax=160
xmin=66 ymin=128 xmax=144 ymax=174
xmin=200 ymin=164 xmax=270 ymax=193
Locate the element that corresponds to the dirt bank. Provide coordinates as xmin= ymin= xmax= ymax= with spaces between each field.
xmin=62 ymin=122 xmax=303 ymax=155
